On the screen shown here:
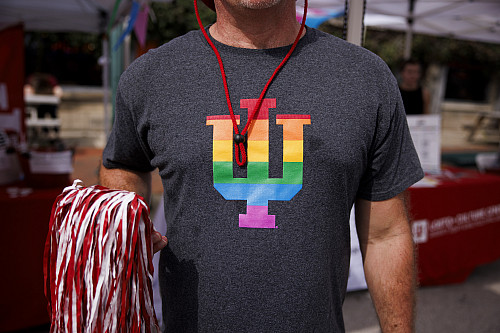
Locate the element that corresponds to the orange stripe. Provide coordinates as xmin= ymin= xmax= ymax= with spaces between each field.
xmin=206 ymin=117 xmax=241 ymax=140
xmin=276 ymin=118 xmax=311 ymax=140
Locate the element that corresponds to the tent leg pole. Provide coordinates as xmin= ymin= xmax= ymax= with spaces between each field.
xmin=404 ymin=28 xmax=413 ymax=59
xmin=346 ymin=0 xmax=364 ymax=46
xmin=404 ymin=0 xmax=416 ymax=59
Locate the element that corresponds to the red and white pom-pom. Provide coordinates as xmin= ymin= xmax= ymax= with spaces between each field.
xmin=44 ymin=180 xmax=160 ymax=332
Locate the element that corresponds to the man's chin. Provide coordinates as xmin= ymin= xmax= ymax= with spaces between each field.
xmin=234 ymin=0 xmax=283 ymax=10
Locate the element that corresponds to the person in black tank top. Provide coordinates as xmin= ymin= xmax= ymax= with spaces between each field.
xmin=399 ymin=59 xmax=430 ymax=114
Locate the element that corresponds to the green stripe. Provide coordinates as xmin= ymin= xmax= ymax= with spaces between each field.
xmin=213 ymin=161 xmax=233 ymax=183
xmin=283 ymin=162 xmax=303 ymax=184
xmin=213 ymin=162 xmax=303 ymax=184
xmin=247 ymin=161 xmax=269 ymax=183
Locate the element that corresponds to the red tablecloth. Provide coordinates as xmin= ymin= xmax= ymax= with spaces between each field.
xmin=409 ymin=167 xmax=500 ymax=285
xmin=0 ymin=184 xmax=61 ymax=332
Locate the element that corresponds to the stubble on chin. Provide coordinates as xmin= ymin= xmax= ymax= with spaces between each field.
xmin=237 ymin=0 xmax=283 ymax=10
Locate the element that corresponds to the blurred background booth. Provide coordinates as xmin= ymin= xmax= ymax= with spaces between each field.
xmin=1 ymin=0 xmax=500 ymax=331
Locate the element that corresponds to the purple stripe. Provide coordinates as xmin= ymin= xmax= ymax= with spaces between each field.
xmin=239 ymin=205 xmax=276 ymax=229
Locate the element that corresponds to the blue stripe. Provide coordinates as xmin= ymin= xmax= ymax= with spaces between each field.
xmin=214 ymin=183 xmax=302 ymax=206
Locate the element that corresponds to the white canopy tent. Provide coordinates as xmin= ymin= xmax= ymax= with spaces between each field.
xmin=298 ymin=0 xmax=500 ymax=55
xmin=0 ymin=0 xmax=135 ymax=33
xmin=364 ymin=0 xmax=500 ymax=57
xmin=3 ymin=0 xmax=499 ymax=40
xmin=362 ymin=0 xmax=500 ymax=44
xmin=2 ymin=0 xmax=500 ymax=53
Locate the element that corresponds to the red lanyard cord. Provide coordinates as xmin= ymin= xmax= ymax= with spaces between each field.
xmin=194 ymin=0 xmax=308 ymax=166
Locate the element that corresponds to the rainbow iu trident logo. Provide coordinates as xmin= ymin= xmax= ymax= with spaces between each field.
xmin=206 ymin=98 xmax=311 ymax=229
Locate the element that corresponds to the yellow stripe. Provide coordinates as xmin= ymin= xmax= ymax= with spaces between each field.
xmin=283 ymin=140 xmax=303 ymax=162
xmin=213 ymin=140 xmax=233 ymax=162
xmin=248 ymin=140 xmax=269 ymax=162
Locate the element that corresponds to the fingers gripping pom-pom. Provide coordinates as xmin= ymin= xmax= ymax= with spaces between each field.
xmin=44 ymin=181 xmax=160 ymax=332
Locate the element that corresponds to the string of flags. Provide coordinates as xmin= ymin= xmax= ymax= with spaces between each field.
xmin=108 ymin=1 xmax=345 ymax=52
xmin=109 ymin=0 xmax=151 ymax=51
xmin=296 ymin=6 xmax=344 ymax=28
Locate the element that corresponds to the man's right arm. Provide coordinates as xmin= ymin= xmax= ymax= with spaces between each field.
xmin=99 ymin=165 xmax=167 ymax=253
xmin=99 ymin=165 xmax=152 ymax=202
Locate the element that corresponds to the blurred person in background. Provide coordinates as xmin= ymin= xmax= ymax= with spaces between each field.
xmin=399 ymin=59 xmax=431 ymax=115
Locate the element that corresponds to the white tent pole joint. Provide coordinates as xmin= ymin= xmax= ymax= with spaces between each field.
xmin=346 ymin=0 xmax=365 ymax=46
xmin=404 ymin=0 xmax=416 ymax=59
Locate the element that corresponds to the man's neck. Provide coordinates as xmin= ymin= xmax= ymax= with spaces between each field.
xmin=209 ymin=0 xmax=304 ymax=49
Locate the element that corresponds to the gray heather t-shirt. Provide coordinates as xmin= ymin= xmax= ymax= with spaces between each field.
xmin=103 ymin=27 xmax=424 ymax=332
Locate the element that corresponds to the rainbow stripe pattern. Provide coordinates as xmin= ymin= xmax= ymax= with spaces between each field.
xmin=206 ymin=98 xmax=311 ymax=228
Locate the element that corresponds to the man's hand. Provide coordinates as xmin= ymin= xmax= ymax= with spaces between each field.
xmin=152 ymin=230 xmax=168 ymax=253
xmin=355 ymin=192 xmax=416 ymax=333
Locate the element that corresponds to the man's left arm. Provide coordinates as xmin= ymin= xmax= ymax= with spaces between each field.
xmin=355 ymin=191 xmax=416 ymax=333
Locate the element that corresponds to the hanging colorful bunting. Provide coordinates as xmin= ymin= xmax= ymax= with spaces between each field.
xmin=134 ymin=4 xmax=150 ymax=48
xmin=107 ymin=0 xmax=123 ymax=34
xmin=113 ymin=0 xmax=140 ymax=51
xmin=296 ymin=6 xmax=344 ymax=28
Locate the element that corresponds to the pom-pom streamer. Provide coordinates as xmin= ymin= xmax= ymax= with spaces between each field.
xmin=44 ymin=180 xmax=159 ymax=332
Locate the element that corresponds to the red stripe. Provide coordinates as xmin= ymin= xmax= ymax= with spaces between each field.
xmin=276 ymin=114 xmax=311 ymax=119
xmin=206 ymin=115 xmax=240 ymax=120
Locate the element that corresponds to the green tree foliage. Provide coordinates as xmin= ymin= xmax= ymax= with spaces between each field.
xmin=147 ymin=0 xmax=216 ymax=43
xmin=24 ymin=32 xmax=102 ymax=85
xmin=320 ymin=20 xmax=500 ymax=74
xmin=411 ymin=34 xmax=500 ymax=74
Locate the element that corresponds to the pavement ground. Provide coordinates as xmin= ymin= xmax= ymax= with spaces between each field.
xmin=344 ymin=258 xmax=500 ymax=333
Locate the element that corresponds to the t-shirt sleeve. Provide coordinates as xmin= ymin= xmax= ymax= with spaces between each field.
xmin=102 ymin=85 xmax=155 ymax=173
xmin=356 ymin=72 xmax=424 ymax=202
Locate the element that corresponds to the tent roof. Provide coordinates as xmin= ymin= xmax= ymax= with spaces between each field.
xmin=0 ymin=0 xmax=170 ymax=34
xmin=364 ymin=0 xmax=500 ymax=44
xmin=301 ymin=0 xmax=500 ymax=45
xmin=1 ymin=0 xmax=500 ymax=44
